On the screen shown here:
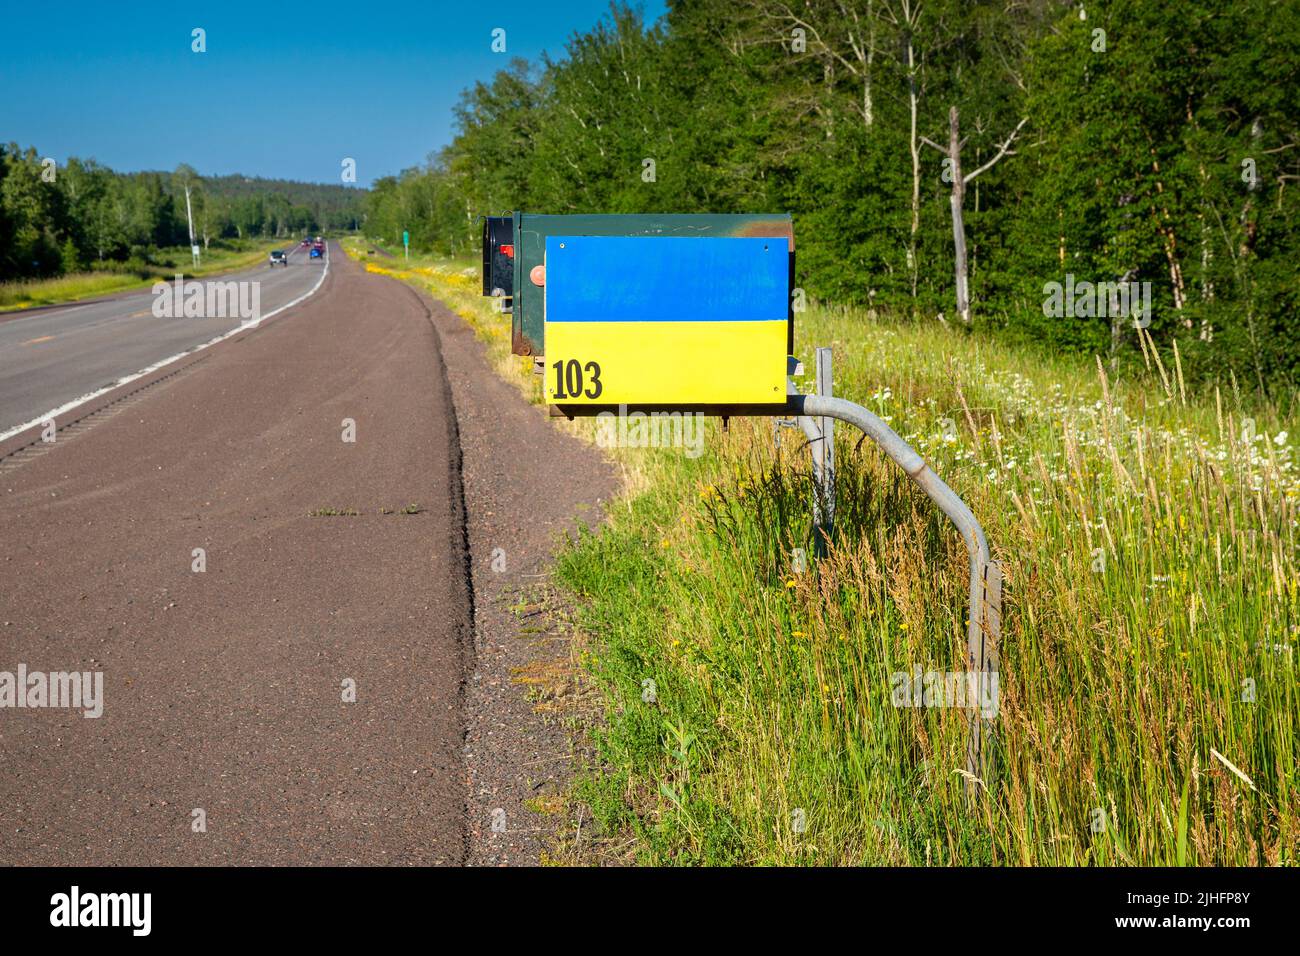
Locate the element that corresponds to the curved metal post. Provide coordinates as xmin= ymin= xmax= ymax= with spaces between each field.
xmin=786 ymin=393 xmax=1002 ymax=796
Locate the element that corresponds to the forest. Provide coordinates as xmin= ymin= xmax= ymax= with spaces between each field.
xmin=0 ymin=146 xmax=365 ymax=281
xmin=364 ymin=0 xmax=1300 ymax=394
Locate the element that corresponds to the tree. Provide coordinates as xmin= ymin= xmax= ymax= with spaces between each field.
xmin=173 ymin=164 xmax=202 ymax=260
xmin=922 ymin=107 xmax=1026 ymax=324
xmin=0 ymin=144 xmax=65 ymax=277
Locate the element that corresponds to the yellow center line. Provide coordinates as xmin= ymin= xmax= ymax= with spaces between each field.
xmin=21 ymin=335 xmax=55 ymax=346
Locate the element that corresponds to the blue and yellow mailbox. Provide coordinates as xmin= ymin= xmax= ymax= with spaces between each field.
xmin=543 ymin=234 xmax=788 ymax=407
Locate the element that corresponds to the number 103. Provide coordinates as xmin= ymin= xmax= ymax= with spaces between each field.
xmin=552 ymin=359 xmax=603 ymax=399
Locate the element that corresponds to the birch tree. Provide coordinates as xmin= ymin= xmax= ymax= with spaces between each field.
xmin=922 ymin=107 xmax=1026 ymax=324
xmin=881 ymin=0 xmax=926 ymax=303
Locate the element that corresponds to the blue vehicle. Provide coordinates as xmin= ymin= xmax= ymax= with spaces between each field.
xmin=309 ymin=244 xmax=323 ymax=259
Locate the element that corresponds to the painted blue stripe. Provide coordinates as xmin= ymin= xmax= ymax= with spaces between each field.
xmin=545 ymin=235 xmax=789 ymax=323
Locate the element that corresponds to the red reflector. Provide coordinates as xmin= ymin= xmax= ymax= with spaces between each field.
xmin=500 ymin=244 xmax=514 ymax=258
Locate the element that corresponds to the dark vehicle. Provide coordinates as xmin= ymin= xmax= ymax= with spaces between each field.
xmin=269 ymin=250 xmax=288 ymax=267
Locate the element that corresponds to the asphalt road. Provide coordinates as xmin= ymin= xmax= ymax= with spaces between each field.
xmin=0 ymin=243 xmax=326 ymax=436
xmin=0 ymin=242 xmax=616 ymax=866
xmin=0 ymin=244 xmax=474 ymax=864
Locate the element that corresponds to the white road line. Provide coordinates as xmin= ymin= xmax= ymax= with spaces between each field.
xmin=0 ymin=244 xmax=331 ymax=444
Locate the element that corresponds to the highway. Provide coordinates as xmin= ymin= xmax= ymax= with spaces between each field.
xmin=0 ymin=244 xmax=476 ymax=864
xmin=0 ymin=242 xmax=611 ymax=865
xmin=0 ymin=242 xmax=327 ymax=437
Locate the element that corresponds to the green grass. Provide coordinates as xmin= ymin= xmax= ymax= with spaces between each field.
xmin=559 ymin=314 xmax=1298 ymax=865
xmin=0 ymin=239 xmax=292 ymax=312
xmin=356 ymin=243 xmax=1299 ymax=866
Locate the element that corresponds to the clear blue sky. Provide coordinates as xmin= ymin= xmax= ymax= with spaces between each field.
xmin=0 ymin=0 xmax=666 ymax=187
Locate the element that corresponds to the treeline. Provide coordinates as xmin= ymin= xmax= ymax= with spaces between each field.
xmin=367 ymin=0 xmax=1300 ymax=393
xmin=0 ymin=145 xmax=366 ymax=281
xmin=199 ymin=173 xmax=367 ymax=236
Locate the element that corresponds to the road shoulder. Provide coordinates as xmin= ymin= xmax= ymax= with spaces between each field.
xmin=406 ymin=283 xmax=618 ymax=865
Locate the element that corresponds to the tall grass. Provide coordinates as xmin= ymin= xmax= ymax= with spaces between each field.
xmin=562 ymin=313 xmax=1297 ymax=864
xmin=361 ymin=244 xmax=1298 ymax=865
xmin=0 ymin=239 xmax=291 ymax=312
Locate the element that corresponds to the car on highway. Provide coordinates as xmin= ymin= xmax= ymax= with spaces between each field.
xmin=269 ymin=250 xmax=288 ymax=267
xmin=309 ymin=243 xmax=323 ymax=259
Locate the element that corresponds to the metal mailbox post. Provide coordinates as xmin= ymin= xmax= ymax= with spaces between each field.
xmin=482 ymin=212 xmax=1002 ymax=796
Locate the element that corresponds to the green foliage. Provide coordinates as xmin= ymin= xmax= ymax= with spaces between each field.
xmin=373 ymin=0 xmax=1299 ymax=396
xmin=0 ymin=145 xmax=365 ymax=281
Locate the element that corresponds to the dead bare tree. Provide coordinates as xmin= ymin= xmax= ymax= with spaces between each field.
xmin=922 ymin=106 xmax=1027 ymax=324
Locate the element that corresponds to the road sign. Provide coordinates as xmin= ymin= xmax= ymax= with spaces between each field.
xmin=543 ymin=235 xmax=789 ymax=407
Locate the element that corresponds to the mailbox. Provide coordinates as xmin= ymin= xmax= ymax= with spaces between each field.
xmin=544 ymin=235 xmax=789 ymax=408
xmin=476 ymin=215 xmax=1002 ymax=774
xmin=488 ymin=213 xmax=795 ymax=416
xmin=481 ymin=216 xmax=515 ymax=308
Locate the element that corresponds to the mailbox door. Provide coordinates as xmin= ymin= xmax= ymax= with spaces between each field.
xmin=543 ymin=235 xmax=789 ymax=407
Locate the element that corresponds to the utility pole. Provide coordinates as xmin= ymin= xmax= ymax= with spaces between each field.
xmin=184 ymin=182 xmax=199 ymax=269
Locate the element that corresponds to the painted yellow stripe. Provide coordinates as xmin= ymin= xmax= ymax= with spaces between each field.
xmin=544 ymin=320 xmax=786 ymax=405
xmin=21 ymin=335 xmax=55 ymax=346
